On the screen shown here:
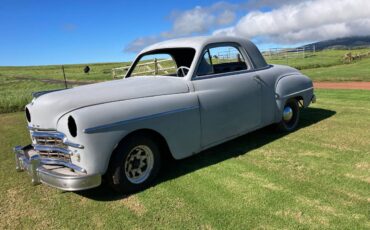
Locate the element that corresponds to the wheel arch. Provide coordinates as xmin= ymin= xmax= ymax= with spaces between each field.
xmin=274 ymin=73 xmax=314 ymax=122
xmin=120 ymin=128 xmax=172 ymax=158
xmin=106 ymin=128 xmax=173 ymax=175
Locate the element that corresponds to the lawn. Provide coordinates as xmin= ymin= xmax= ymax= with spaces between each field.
xmin=0 ymin=48 xmax=369 ymax=85
xmin=0 ymin=77 xmax=65 ymax=113
xmin=301 ymin=57 xmax=370 ymax=82
xmin=1 ymin=48 xmax=370 ymax=115
xmin=0 ymin=62 xmax=129 ymax=82
xmin=264 ymin=48 xmax=370 ymax=82
xmin=265 ymin=49 xmax=369 ymax=68
xmin=1 ymin=89 xmax=369 ymax=229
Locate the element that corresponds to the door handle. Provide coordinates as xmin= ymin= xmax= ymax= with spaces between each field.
xmin=253 ymin=75 xmax=263 ymax=84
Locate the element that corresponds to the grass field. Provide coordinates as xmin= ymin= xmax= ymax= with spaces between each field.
xmin=0 ymin=48 xmax=369 ymax=83
xmin=264 ymin=48 xmax=370 ymax=70
xmin=0 ymin=62 xmax=129 ymax=82
xmin=0 ymin=77 xmax=65 ymax=113
xmin=264 ymin=48 xmax=370 ymax=82
xmin=1 ymin=89 xmax=369 ymax=229
xmin=302 ymin=57 xmax=370 ymax=81
xmin=0 ymin=48 xmax=369 ymax=114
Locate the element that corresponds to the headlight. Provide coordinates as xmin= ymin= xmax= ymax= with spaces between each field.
xmin=68 ymin=116 xmax=77 ymax=137
xmin=26 ymin=107 xmax=31 ymax=122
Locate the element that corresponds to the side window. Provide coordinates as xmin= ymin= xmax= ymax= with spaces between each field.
xmin=197 ymin=45 xmax=247 ymax=76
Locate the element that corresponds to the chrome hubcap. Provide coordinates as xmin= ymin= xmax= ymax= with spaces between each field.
xmin=124 ymin=145 xmax=154 ymax=184
xmin=283 ymin=106 xmax=293 ymax=122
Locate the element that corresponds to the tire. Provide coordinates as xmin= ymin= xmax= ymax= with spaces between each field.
xmin=107 ymin=134 xmax=161 ymax=194
xmin=277 ymin=98 xmax=300 ymax=132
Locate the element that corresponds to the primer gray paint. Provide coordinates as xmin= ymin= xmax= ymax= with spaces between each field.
xmin=25 ymin=36 xmax=315 ymax=175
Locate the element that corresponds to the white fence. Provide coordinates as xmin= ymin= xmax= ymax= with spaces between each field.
xmin=112 ymin=66 xmax=130 ymax=79
xmin=262 ymin=45 xmax=316 ymax=60
xmin=112 ymin=58 xmax=175 ymax=78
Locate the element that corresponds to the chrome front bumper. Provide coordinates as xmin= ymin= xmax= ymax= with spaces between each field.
xmin=14 ymin=145 xmax=101 ymax=191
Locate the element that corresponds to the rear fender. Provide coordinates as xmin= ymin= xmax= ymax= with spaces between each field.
xmin=274 ymin=74 xmax=314 ymax=122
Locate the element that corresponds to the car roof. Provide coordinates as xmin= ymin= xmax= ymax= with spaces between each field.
xmin=140 ymin=36 xmax=249 ymax=53
xmin=138 ymin=35 xmax=268 ymax=69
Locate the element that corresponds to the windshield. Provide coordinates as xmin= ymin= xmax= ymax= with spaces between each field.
xmin=131 ymin=53 xmax=177 ymax=76
xmin=127 ymin=48 xmax=196 ymax=78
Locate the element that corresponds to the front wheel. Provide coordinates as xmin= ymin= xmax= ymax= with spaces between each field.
xmin=107 ymin=135 xmax=161 ymax=194
xmin=277 ymin=98 xmax=300 ymax=132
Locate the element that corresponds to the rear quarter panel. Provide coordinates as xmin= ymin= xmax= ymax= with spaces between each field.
xmin=254 ymin=64 xmax=314 ymax=124
xmin=274 ymin=70 xmax=314 ymax=122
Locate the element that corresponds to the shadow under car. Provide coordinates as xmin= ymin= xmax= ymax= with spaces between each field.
xmin=76 ymin=107 xmax=336 ymax=201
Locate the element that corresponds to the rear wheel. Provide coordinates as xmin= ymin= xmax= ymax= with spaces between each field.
xmin=277 ymin=98 xmax=300 ymax=132
xmin=107 ymin=135 xmax=161 ymax=194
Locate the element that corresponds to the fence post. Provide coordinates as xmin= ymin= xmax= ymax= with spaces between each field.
xmin=285 ymin=51 xmax=288 ymax=65
xmin=154 ymin=58 xmax=158 ymax=75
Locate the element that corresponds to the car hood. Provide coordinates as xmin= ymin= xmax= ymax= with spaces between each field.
xmin=27 ymin=76 xmax=189 ymax=129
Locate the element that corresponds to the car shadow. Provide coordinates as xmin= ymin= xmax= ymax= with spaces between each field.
xmin=76 ymin=107 xmax=335 ymax=201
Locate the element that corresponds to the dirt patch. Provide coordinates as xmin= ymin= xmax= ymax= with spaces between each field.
xmin=12 ymin=76 xmax=96 ymax=86
xmin=241 ymin=172 xmax=284 ymax=191
xmin=344 ymin=173 xmax=370 ymax=184
xmin=0 ymin=187 xmax=53 ymax=229
xmin=314 ymin=82 xmax=370 ymax=90
xmin=117 ymin=195 xmax=147 ymax=216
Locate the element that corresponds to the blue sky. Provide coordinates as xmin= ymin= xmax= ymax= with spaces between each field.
xmin=1 ymin=0 xmax=369 ymax=66
xmin=0 ymin=0 xmax=240 ymax=66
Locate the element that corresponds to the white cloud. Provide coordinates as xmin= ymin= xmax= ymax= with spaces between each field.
xmin=214 ymin=0 xmax=370 ymax=44
xmin=124 ymin=36 xmax=162 ymax=52
xmin=124 ymin=2 xmax=238 ymax=52
xmin=170 ymin=6 xmax=216 ymax=36
xmin=125 ymin=0 xmax=370 ymax=53
xmin=217 ymin=10 xmax=236 ymax=25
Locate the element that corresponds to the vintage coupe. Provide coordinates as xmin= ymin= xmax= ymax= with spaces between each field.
xmin=14 ymin=36 xmax=315 ymax=193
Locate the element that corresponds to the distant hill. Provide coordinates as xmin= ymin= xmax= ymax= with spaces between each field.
xmin=301 ymin=36 xmax=370 ymax=50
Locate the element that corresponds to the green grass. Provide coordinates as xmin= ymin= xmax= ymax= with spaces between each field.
xmin=1 ymin=89 xmax=369 ymax=229
xmin=0 ymin=48 xmax=369 ymax=114
xmin=265 ymin=48 xmax=370 ymax=69
xmin=0 ymin=77 xmax=65 ymax=113
xmin=0 ymin=61 xmax=127 ymax=113
xmin=266 ymin=48 xmax=370 ymax=81
xmin=0 ymin=62 xmax=130 ymax=82
xmin=1 ymin=48 xmax=369 ymax=84
xmin=302 ymin=58 xmax=370 ymax=81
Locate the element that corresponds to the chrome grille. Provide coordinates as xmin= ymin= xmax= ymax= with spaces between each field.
xmin=28 ymin=128 xmax=83 ymax=162
xmin=33 ymin=136 xmax=66 ymax=148
xmin=35 ymin=145 xmax=71 ymax=161
xmin=38 ymin=151 xmax=71 ymax=161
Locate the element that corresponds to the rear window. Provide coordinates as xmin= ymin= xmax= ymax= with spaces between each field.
xmin=197 ymin=45 xmax=248 ymax=76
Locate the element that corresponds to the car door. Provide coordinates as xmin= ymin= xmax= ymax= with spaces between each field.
xmin=192 ymin=44 xmax=262 ymax=147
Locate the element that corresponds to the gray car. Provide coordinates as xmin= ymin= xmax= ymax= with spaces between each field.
xmin=14 ymin=36 xmax=315 ymax=193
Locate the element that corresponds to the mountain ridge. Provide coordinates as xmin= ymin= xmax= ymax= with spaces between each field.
xmin=301 ymin=35 xmax=370 ymax=50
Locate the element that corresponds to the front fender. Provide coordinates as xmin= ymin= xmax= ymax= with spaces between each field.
xmin=57 ymin=93 xmax=201 ymax=175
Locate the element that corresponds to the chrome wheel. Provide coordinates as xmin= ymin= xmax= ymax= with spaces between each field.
xmin=283 ymin=106 xmax=293 ymax=122
xmin=277 ymin=99 xmax=300 ymax=132
xmin=124 ymin=145 xmax=154 ymax=184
